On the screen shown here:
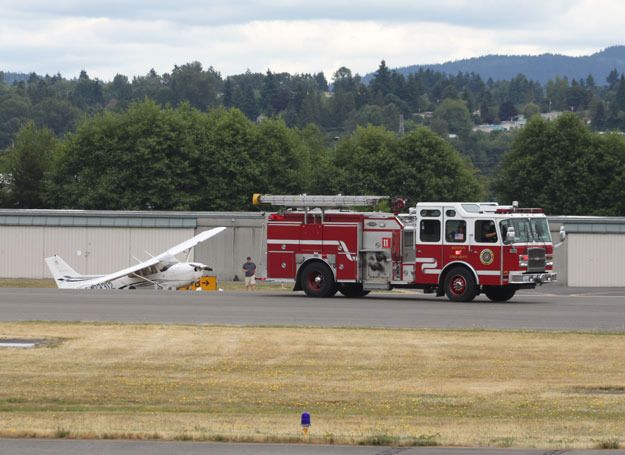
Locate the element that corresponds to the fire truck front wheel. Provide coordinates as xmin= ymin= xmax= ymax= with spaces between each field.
xmin=443 ymin=267 xmax=477 ymax=302
xmin=483 ymin=286 xmax=516 ymax=302
xmin=301 ymin=262 xmax=337 ymax=298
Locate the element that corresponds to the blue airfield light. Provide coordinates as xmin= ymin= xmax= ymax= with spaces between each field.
xmin=301 ymin=412 xmax=311 ymax=435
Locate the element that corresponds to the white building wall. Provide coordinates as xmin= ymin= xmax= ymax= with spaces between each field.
xmin=0 ymin=226 xmax=194 ymax=279
xmin=194 ymin=220 xmax=265 ymax=281
xmin=3 ymin=213 xmax=625 ymax=286
xmin=42 ymin=227 xmax=89 ymax=277
xmin=568 ymin=233 xmax=625 ymax=286
xmin=1 ymin=226 xmax=46 ymax=279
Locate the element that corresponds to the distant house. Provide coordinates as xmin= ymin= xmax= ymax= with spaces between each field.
xmin=540 ymin=111 xmax=564 ymax=121
xmin=414 ymin=111 xmax=433 ymax=119
xmin=473 ymin=124 xmax=506 ymax=133
xmin=474 ymin=116 xmax=526 ymax=133
xmin=473 ymin=114 xmax=555 ymax=133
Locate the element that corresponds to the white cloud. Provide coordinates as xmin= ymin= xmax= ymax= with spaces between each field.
xmin=0 ymin=1 xmax=624 ymax=80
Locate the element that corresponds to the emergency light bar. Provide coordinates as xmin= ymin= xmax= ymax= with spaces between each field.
xmin=252 ymin=194 xmax=388 ymax=208
xmin=495 ymin=208 xmax=544 ymax=214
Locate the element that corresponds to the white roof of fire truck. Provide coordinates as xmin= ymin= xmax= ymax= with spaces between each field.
xmin=414 ymin=202 xmax=547 ymax=218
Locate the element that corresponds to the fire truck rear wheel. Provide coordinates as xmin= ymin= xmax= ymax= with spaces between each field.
xmin=339 ymin=284 xmax=370 ymax=298
xmin=443 ymin=267 xmax=477 ymax=302
xmin=483 ymin=286 xmax=516 ymax=302
xmin=301 ymin=262 xmax=336 ymax=298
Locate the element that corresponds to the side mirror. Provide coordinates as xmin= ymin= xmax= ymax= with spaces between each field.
xmin=559 ymin=225 xmax=566 ymax=242
xmin=505 ymin=227 xmax=516 ymax=244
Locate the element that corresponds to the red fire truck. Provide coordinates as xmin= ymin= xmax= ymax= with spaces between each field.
xmin=255 ymin=194 xmax=564 ymax=302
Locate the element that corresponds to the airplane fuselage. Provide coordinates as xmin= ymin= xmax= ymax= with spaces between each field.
xmin=91 ymin=263 xmax=208 ymax=290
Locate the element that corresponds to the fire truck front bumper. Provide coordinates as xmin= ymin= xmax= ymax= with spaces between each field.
xmin=509 ymin=271 xmax=557 ymax=285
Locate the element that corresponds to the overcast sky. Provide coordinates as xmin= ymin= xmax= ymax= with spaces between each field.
xmin=1 ymin=0 xmax=624 ymax=80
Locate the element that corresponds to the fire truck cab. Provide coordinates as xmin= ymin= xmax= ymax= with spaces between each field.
xmin=257 ymin=194 xmax=559 ymax=302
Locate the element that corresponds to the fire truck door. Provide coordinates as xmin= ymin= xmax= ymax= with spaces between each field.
xmin=361 ymin=226 xmax=392 ymax=288
xmin=414 ymin=208 xmax=443 ymax=285
xmin=469 ymin=219 xmax=502 ymax=286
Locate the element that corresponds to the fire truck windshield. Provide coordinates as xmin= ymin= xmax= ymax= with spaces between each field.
xmin=500 ymin=218 xmax=552 ymax=243
xmin=530 ymin=218 xmax=552 ymax=242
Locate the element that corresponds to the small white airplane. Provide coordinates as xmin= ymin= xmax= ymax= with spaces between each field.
xmin=45 ymin=227 xmax=226 ymax=290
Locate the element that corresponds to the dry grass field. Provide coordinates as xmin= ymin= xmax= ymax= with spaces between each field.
xmin=0 ymin=322 xmax=623 ymax=449
xmin=0 ymin=279 xmax=56 ymax=288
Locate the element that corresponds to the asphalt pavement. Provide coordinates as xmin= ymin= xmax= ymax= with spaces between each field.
xmin=0 ymin=287 xmax=623 ymax=331
xmin=1 ymin=439 xmax=624 ymax=455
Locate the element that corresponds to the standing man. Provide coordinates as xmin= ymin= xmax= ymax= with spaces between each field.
xmin=242 ymin=256 xmax=257 ymax=291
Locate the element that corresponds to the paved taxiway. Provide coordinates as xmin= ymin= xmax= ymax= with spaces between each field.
xmin=0 ymin=287 xmax=623 ymax=330
xmin=1 ymin=439 xmax=624 ymax=455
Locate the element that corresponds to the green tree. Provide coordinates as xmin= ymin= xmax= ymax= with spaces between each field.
xmin=394 ymin=128 xmax=484 ymax=202
xmin=332 ymin=67 xmax=355 ymax=93
xmin=371 ymin=60 xmax=392 ymax=97
xmin=314 ymin=72 xmax=328 ymax=91
xmin=590 ymin=97 xmax=607 ymax=130
xmin=254 ymin=119 xmax=309 ymax=193
xmin=194 ymin=108 xmax=259 ymax=210
xmin=3 ymin=122 xmax=56 ymax=208
xmin=566 ymin=79 xmax=590 ymax=111
xmin=299 ymin=124 xmax=335 ymax=193
xmin=494 ymin=113 xmax=625 ymax=215
xmin=615 ymin=75 xmax=625 ymax=111
xmin=131 ymin=69 xmax=172 ymax=105
xmin=0 ymin=92 xmax=32 ymax=149
xmin=331 ymin=126 xmax=399 ymax=195
xmin=32 ymin=98 xmax=80 ymax=135
xmin=170 ymin=62 xmax=222 ymax=110
xmin=479 ymin=92 xmax=497 ymax=124
xmin=47 ymin=100 xmax=202 ymax=210
xmin=107 ymin=74 xmax=133 ymax=110
xmin=522 ymin=102 xmax=541 ymax=119
xmin=545 ymin=76 xmax=569 ymax=111
xmin=498 ymin=100 xmax=518 ymax=121
xmin=430 ymin=118 xmax=449 ymax=137
xmin=433 ymin=98 xmax=472 ymax=137
xmin=71 ymin=70 xmax=104 ymax=109
xmin=607 ymin=69 xmax=619 ymax=89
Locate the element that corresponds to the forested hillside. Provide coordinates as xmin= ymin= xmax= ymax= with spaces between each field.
xmin=2 ymin=60 xmax=625 ymax=215
xmin=391 ymin=46 xmax=625 ymax=85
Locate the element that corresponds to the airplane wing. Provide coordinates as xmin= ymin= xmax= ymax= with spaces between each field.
xmin=76 ymin=227 xmax=227 ymax=289
xmin=156 ymin=227 xmax=227 ymax=260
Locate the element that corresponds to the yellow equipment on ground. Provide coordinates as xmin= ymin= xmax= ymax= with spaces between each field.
xmin=178 ymin=275 xmax=218 ymax=291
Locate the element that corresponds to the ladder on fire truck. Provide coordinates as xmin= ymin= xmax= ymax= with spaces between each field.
xmin=252 ymin=193 xmax=387 ymax=209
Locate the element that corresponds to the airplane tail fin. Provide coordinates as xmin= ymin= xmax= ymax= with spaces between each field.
xmin=45 ymin=255 xmax=84 ymax=289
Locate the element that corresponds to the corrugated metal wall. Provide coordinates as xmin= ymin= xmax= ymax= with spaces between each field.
xmin=2 ymin=212 xmax=625 ymax=286
xmin=0 ymin=226 xmax=194 ymax=279
xmin=568 ymin=233 xmax=625 ymax=286
xmin=194 ymin=218 xmax=266 ymax=281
